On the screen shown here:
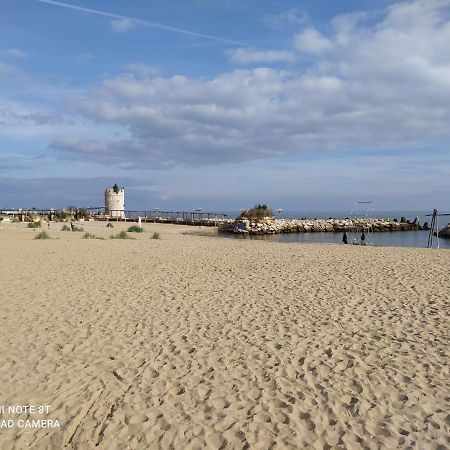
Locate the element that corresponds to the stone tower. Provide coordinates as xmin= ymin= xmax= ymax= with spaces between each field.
xmin=105 ymin=184 xmax=125 ymax=218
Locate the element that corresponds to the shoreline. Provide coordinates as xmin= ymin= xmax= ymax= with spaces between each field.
xmin=2 ymin=221 xmax=449 ymax=250
xmin=223 ymin=217 xmax=427 ymax=235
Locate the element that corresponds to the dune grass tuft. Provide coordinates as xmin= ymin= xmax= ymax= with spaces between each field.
xmin=34 ymin=231 xmax=50 ymax=240
xmin=61 ymin=224 xmax=84 ymax=232
xmin=127 ymin=225 xmax=144 ymax=233
xmin=110 ymin=231 xmax=135 ymax=240
xmin=27 ymin=222 xmax=42 ymax=229
xmin=151 ymin=232 xmax=161 ymax=239
xmin=82 ymin=232 xmax=105 ymax=240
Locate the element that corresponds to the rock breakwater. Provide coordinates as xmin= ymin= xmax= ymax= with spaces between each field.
xmin=221 ymin=217 xmax=424 ymax=235
xmin=438 ymin=223 xmax=450 ymax=238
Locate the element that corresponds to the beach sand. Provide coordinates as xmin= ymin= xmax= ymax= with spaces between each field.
xmin=0 ymin=222 xmax=449 ymax=449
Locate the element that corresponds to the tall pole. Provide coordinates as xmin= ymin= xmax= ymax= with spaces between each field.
xmin=436 ymin=213 xmax=439 ymax=249
xmin=427 ymin=209 xmax=436 ymax=248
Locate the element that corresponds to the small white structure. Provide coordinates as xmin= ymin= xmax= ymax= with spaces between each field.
xmin=105 ymin=184 xmax=125 ymax=218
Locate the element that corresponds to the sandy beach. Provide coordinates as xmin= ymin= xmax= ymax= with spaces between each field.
xmin=0 ymin=221 xmax=448 ymax=449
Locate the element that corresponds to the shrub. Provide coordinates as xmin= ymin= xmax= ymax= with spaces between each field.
xmin=127 ymin=225 xmax=144 ymax=233
xmin=238 ymin=204 xmax=275 ymax=222
xmin=110 ymin=231 xmax=134 ymax=240
xmin=151 ymin=232 xmax=160 ymax=239
xmin=83 ymin=233 xmax=104 ymax=240
xmin=61 ymin=224 xmax=83 ymax=232
xmin=77 ymin=208 xmax=91 ymax=219
xmin=27 ymin=222 xmax=41 ymax=229
xmin=34 ymin=231 xmax=50 ymax=240
xmin=55 ymin=211 xmax=68 ymax=220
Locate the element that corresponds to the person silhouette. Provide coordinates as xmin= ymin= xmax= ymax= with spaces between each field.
xmin=361 ymin=231 xmax=366 ymax=245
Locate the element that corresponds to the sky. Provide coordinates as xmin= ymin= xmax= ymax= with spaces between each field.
xmin=0 ymin=0 xmax=449 ymax=212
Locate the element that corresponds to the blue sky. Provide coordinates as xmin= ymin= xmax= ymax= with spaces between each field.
xmin=1 ymin=0 xmax=449 ymax=212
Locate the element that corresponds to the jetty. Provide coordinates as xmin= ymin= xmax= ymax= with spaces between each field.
xmin=223 ymin=217 xmax=426 ymax=235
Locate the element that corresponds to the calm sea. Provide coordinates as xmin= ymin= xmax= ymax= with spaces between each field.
xmin=218 ymin=211 xmax=450 ymax=249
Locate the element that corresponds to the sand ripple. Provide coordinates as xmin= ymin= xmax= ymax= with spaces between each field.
xmin=0 ymin=224 xmax=448 ymax=449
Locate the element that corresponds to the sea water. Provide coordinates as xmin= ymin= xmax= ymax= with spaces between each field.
xmin=219 ymin=211 xmax=450 ymax=249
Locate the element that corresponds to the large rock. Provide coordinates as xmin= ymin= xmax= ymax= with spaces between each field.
xmin=229 ymin=217 xmax=427 ymax=235
xmin=438 ymin=223 xmax=450 ymax=238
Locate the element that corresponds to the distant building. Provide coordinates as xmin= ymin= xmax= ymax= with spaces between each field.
xmin=105 ymin=184 xmax=125 ymax=218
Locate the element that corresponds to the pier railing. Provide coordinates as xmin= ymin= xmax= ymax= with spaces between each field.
xmin=0 ymin=208 xmax=230 ymax=227
xmin=99 ymin=209 xmax=230 ymax=227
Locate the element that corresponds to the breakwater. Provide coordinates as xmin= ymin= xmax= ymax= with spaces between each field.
xmin=221 ymin=217 xmax=425 ymax=235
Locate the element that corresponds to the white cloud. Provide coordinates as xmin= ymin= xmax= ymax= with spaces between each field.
xmin=227 ymin=48 xmax=296 ymax=65
xmin=7 ymin=0 xmax=450 ymax=174
xmin=0 ymin=98 xmax=65 ymax=137
xmin=294 ymin=27 xmax=332 ymax=54
xmin=110 ymin=18 xmax=135 ymax=33
xmin=125 ymin=63 xmax=161 ymax=77
xmin=3 ymin=48 xmax=28 ymax=58
xmin=0 ymin=62 xmax=23 ymax=77
xmin=0 ymin=95 xmax=118 ymax=141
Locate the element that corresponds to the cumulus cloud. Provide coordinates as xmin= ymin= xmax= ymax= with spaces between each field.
xmin=110 ymin=18 xmax=135 ymax=33
xmin=0 ymin=95 xmax=117 ymax=140
xmin=0 ymin=98 xmax=63 ymax=137
xmin=227 ymin=48 xmax=296 ymax=65
xmin=46 ymin=0 xmax=450 ymax=171
xmin=294 ymin=27 xmax=332 ymax=54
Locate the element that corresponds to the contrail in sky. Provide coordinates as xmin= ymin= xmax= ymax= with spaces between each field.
xmin=34 ymin=0 xmax=247 ymax=46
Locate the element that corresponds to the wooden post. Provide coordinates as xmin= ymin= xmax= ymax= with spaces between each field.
xmin=426 ymin=210 xmax=450 ymax=248
xmin=427 ymin=209 xmax=437 ymax=248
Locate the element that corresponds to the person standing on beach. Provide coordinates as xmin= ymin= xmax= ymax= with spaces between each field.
xmin=342 ymin=231 xmax=348 ymax=244
xmin=361 ymin=231 xmax=366 ymax=245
